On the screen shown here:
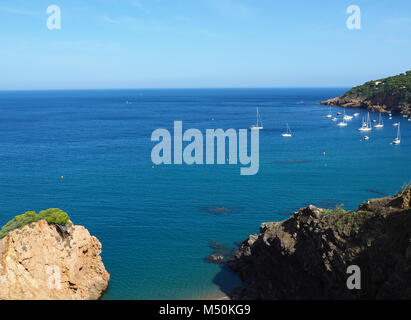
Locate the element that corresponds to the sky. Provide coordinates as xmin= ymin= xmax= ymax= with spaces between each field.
xmin=0 ymin=0 xmax=410 ymax=90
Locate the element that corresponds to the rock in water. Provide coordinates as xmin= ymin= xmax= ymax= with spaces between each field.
xmin=204 ymin=254 xmax=225 ymax=264
xmin=228 ymin=188 xmax=411 ymax=300
xmin=0 ymin=219 xmax=110 ymax=300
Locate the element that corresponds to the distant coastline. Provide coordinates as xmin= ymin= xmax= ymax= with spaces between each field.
xmin=320 ymin=71 xmax=411 ymax=115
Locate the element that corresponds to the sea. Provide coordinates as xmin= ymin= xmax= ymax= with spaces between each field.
xmin=0 ymin=88 xmax=410 ymax=299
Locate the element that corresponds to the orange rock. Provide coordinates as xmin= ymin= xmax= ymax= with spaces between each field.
xmin=0 ymin=219 xmax=109 ymax=300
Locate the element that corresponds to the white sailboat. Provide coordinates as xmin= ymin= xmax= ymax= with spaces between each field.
xmin=326 ymin=106 xmax=332 ymax=118
xmin=337 ymin=117 xmax=348 ymax=127
xmin=332 ymin=117 xmax=338 ymax=122
xmin=358 ymin=112 xmax=372 ymax=131
xmin=354 ymin=113 xmax=360 ymax=117
xmin=281 ymin=123 xmax=292 ymax=137
xmin=393 ymin=123 xmax=401 ymax=145
xmin=250 ymin=107 xmax=263 ymax=130
xmin=374 ymin=113 xmax=384 ymax=128
xmin=393 ymin=122 xmax=399 ymax=127
xmin=343 ymin=110 xmax=354 ymax=120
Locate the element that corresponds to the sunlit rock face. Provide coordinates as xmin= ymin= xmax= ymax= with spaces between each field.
xmin=0 ymin=219 xmax=109 ymax=300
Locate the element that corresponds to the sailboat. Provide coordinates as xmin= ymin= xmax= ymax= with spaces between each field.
xmin=326 ymin=106 xmax=332 ymax=118
xmin=343 ymin=110 xmax=354 ymax=121
xmin=358 ymin=112 xmax=372 ymax=131
xmin=250 ymin=107 xmax=263 ymax=130
xmin=374 ymin=113 xmax=384 ymax=128
xmin=393 ymin=122 xmax=399 ymax=127
xmin=337 ymin=117 xmax=348 ymax=127
xmin=392 ymin=123 xmax=401 ymax=145
xmin=281 ymin=123 xmax=292 ymax=137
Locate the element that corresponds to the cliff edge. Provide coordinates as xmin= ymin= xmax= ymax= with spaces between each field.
xmin=0 ymin=218 xmax=110 ymax=300
xmin=319 ymin=71 xmax=411 ymax=115
xmin=228 ymin=185 xmax=411 ymax=299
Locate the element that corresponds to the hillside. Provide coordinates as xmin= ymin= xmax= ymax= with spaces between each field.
xmin=320 ymin=71 xmax=411 ymax=115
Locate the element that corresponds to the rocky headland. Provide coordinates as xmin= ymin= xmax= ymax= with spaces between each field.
xmin=228 ymin=185 xmax=411 ymax=299
xmin=0 ymin=210 xmax=109 ymax=300
xmin=319 ymin=71 xmax=411 ymax=115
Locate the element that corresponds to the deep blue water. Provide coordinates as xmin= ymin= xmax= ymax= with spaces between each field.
xmin=0 ymin=88 xmax=410 ymax=299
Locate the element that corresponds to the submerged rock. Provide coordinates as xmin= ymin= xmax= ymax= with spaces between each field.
xmin=204 ymin=254 xmax=226 ymax=264
xmin=229 ymin=187 xmax=411 ymax=300
xmin=198 ymin=206 xmax=244 ymax=216
xmin=204 ymin=242 xmax=239 ymax=265
xmin=0 ymin=219 xmax=109 ymax=300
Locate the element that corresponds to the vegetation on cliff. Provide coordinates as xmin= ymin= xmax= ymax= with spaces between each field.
xmin=0 ymin=208 xmax=70 ymax=239
xmin=343 ymin=71 xmax=411 ymax=104
xmin=320 ymin=71 xmax=411 ymax=114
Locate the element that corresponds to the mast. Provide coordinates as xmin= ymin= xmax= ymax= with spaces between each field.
xmin=259 ymin=108 xmax=263 ymax=127
xmin=256 ymin=107 xmax=259 ymax=127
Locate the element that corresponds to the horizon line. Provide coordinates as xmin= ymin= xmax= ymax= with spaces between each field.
xmin=0 ymin=86 xmax=351 ymax=92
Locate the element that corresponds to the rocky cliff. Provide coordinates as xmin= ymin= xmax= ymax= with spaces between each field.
xmin=319 ymin=71 xmax=411 ymax=115
xmin=228 ymin=186 xmax=411 ymax=299
xmin=0 ymin=219 xmax=109 ymax=300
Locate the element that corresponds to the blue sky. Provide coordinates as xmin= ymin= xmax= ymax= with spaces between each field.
xmin=0 ymin=0 xmax=410 ymax=90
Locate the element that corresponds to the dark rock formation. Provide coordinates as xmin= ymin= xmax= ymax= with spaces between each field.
xmin=319 ymin=96 xmax=410 ymax=115
xmin=228 ymin=186 xmax=411 ymax=300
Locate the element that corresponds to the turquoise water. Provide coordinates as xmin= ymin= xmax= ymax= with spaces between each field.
xmin=0 ymin=88 xmax=410 ymax=299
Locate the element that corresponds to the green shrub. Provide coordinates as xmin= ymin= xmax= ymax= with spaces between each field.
xmin=335 ymin=210 xmax=374 ymax=235
xmin=38 ymin=208 xmax=69 ymax=225
xmin=321 ymin=203 xmax=346 ymax=216
xmin=0 ymin=209 xmax=70 ymax=239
